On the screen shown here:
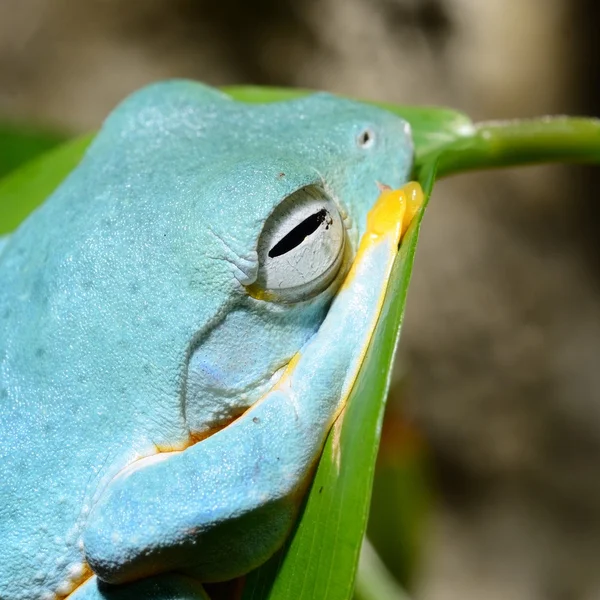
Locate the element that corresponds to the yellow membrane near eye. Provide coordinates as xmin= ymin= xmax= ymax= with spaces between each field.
xmin=366 ymin=181 xmax=423 ymax=244
xmin=341 ymin=181 xmax=424 ymax=292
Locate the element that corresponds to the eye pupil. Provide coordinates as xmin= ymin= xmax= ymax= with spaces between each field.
xmin=268 ymin=209 xmax=329 ymax=259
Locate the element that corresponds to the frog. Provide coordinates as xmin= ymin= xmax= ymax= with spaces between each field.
xmin=0 ymin=80 xmax=420 ymax=600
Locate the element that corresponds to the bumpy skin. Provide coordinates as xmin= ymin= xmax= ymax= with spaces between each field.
xmin=0 ymin=81 xmax=413 ymax=599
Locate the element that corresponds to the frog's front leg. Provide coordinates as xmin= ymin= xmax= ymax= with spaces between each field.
xmin=83 ymin=183 xmax=424 ymax=586
xmin=68 ymin=573 xmax=209 ymax=600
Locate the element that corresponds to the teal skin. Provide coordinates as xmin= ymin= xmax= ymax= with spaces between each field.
xmin=0 ymin=81 xmax=413 ymax=599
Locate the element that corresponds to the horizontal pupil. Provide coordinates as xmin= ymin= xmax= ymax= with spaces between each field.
xmin=268 ymin=209 xmax=329 ymax=258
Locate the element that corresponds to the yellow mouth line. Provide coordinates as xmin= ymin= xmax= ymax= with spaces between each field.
xmin=56 ymin=563 xmax=94 ymax=599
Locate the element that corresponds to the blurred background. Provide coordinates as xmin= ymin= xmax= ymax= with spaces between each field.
xmin=1 ymin=1 xmax=599 ymax=598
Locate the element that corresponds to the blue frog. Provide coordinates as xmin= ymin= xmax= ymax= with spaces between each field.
xmin=0 ymin=81 xmax=419 ymax=599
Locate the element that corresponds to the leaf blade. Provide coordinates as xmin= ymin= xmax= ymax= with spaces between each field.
xmin=0 ymin=134 xmax=93 ymax=234
xmin=0 ymin=122 xmax=67 ymax=179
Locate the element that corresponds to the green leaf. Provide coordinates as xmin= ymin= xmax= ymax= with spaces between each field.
xmin=3 ymin=87 xmax=597 ymax=236
xmin=0 ymin=134 xmax=93 ymax=235
xmin=241 ymin=160 xmax=437 ymax=600
xmin=430 ymin=117 xmax=600 ymax=177
xmin=223 ymin=87 xmax=600 ymax=175
xmin=0 ymin=122 xmax=67 ymax=179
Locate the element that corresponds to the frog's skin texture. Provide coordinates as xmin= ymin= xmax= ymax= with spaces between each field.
xmin=0 ymin=81 xmax=414 ymax=600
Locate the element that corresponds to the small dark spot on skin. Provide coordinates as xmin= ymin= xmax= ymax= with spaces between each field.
xmin=252 ymin=417 xmax=260 ymax=424
xmin=0 ymin=388 xmax=7 ymax=399
xmin=34 ymin=347 xmax=45 ymax=358
xmin=319 ymin=486 xmax=324 ymax=494
xmin=278 ymin=172 xmax=285 ymax=178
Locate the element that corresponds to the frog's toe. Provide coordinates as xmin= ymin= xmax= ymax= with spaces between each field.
xmin=67 ymin=574 xmax=209 ymax=600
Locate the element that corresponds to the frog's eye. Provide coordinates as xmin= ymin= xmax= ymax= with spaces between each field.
xmin=250 ymin=185 xmax=347 ymax=303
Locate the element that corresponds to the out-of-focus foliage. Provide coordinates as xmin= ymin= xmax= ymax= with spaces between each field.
xmin=0 ymin=123 xmax=66 ymax=179
xmin=367 ymin=403 xmax=432 ymax=589
xmin=0 ymin=134 xmax=92 ymax=234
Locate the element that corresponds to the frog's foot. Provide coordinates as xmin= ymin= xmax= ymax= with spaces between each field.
xmin=66 ymin=574 xmax=210 ymax=600
xmin=83 ymin=182 xmax=424 ymax=585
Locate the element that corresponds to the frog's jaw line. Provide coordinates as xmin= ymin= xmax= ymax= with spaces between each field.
xmin=49 ymin=562 xmax=93 ymax=600
xmin=82 ymin=183 xmax=424 ymax=586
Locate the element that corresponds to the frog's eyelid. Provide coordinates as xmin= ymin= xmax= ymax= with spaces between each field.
xmin=310 ymin=167 xmax=350 ymax=223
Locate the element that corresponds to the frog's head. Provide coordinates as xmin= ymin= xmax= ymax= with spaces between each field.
xmin=0 ymin=81 xmax=418 ymax=588
xmin=46 ymin=81 xmax=413 ymax=449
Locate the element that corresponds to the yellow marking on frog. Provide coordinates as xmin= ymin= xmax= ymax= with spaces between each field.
xmin=341 ymin=181 xmax=424 ymax=292
xmin=57 ymin=562 xmax=93 ymax=599
xmin=245 ymin=285 xmax=277 ymax=302
xmin=365 ymin=181 xmax=423 ymax=247
xmin=274 ymin=352 xmax=302 ymax=387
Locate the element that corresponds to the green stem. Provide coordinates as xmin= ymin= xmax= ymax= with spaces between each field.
xmin=354 ymin=539 xmax=412 ymax=600
xmin=424 ymin=117 xmax=600 ymax=178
